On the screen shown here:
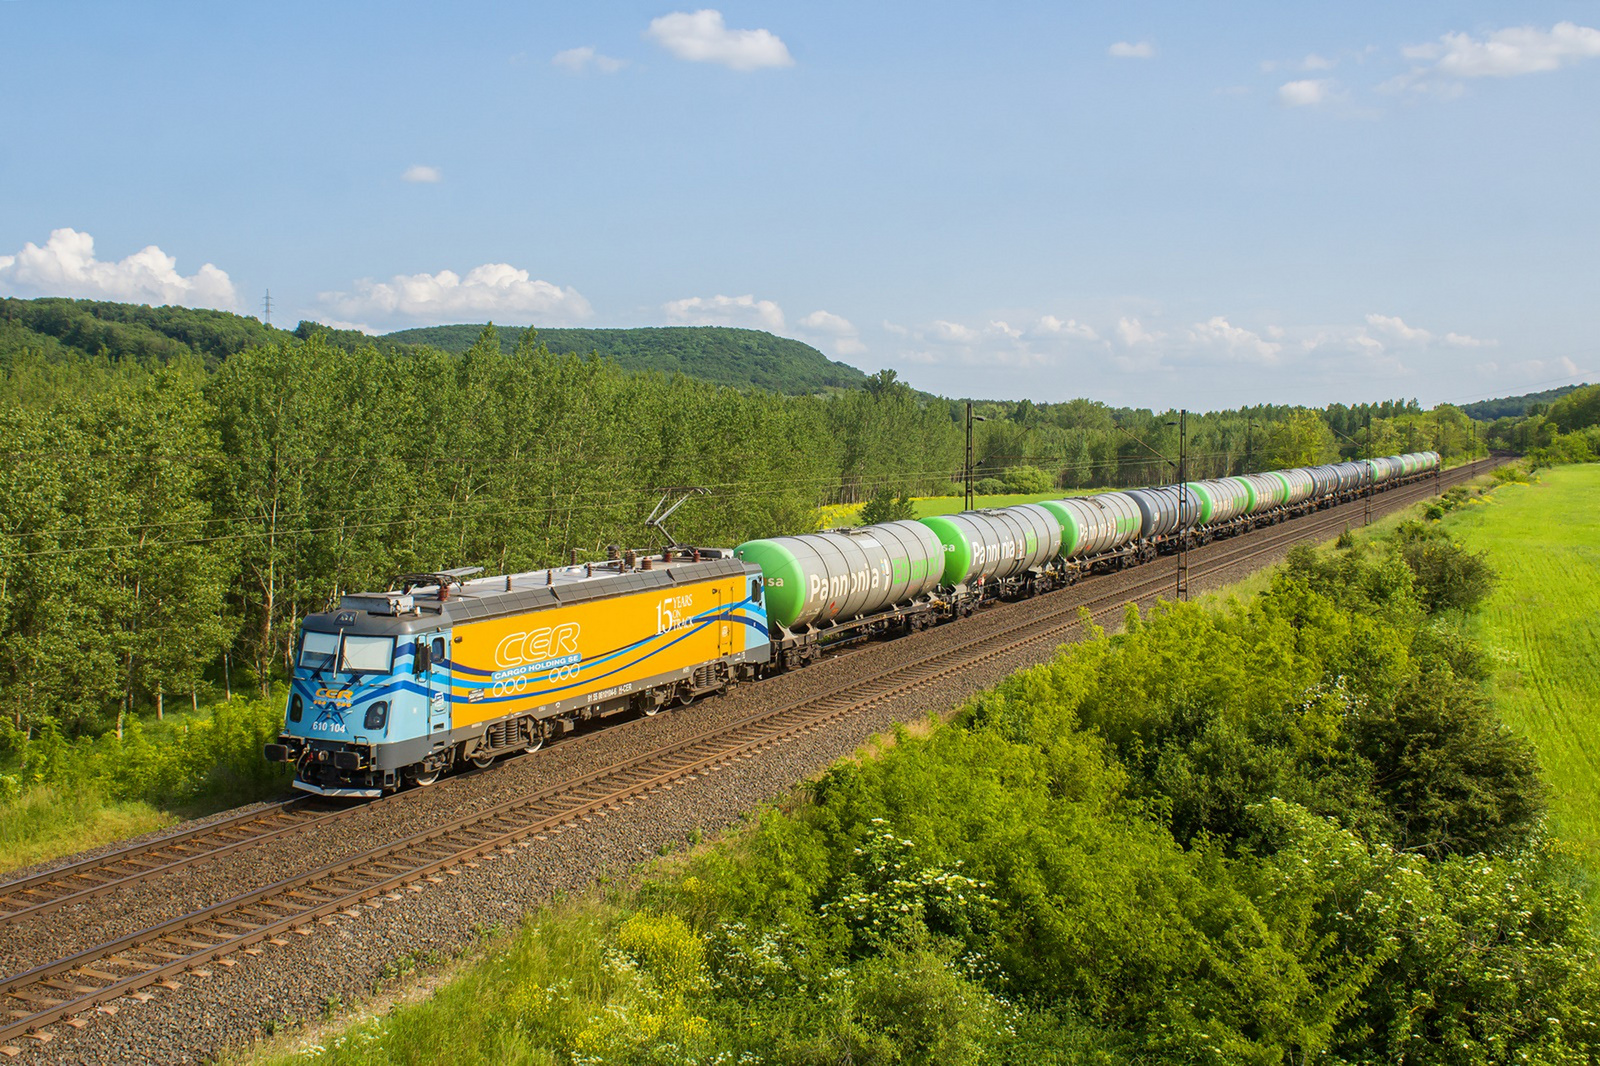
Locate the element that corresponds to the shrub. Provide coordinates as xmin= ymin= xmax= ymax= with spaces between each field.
xmin=1002 ymin=464 xmax=1053 ymax=494
xmin=1393 ymin=522 xmax=1497 ymax=613
xmin=858 ymin=488 xmax=915 ymax=525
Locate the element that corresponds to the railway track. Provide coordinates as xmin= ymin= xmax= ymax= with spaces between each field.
xmin=0 ymin=461 xmax=1487 ymax=1046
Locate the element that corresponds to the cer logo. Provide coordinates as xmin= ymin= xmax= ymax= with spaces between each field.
xmin=494 ymin=623 xmax=581 ymax=668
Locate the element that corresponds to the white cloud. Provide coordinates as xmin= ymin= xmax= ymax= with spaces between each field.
xmin=663 ymin=293 xmax=785 ymax=331
xmin=887 ymin=314 xmax=1102 ymax=369
xmin=0 ymin=227 xmax=237 ymax=309
xmin=1404 ymin=22 xmax=1600 ymax=78
xmin=1108 ymin=40 xmax=1154 ymax=59
xmin=1444 ymin=332 xmax=1492 ymax=347
xmin=1278 ymin=78 xmax=1333 ymax=106
xmin=401 ymin=164 xmax=442 ymax=184
xmin=646 ymin=10 xmax=793 ymax=71
xmin=552 ymin=46 xmax=626 ymax=74
xmin=321 ymin=263 xmax=593 ymax=324
xmin=796 ymin=309 xmax=866 ymax=356
xmin=1032 ymin=315 xmax=1099 ymax=341
xmin=318 ymin=318 xmax=377 ymax=335
xmin=1116 ymin=316 xmax=1162 ymax=346
xmin=1300 ymin=53 xmax=1335 ymax=71
xmin=1507 ymin=356 xmax=1581 ymax=380
xmin=931 ymin=320 xmax=980 ymax=344
xmin=1186 ymin=316 xmax=1283 ymax=364
xmin=1366 ymin=313 xmax=1433 ymax=343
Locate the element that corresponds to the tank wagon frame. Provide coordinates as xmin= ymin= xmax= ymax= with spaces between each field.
xmin=267 ymin=451 xmax=1443 ymax=796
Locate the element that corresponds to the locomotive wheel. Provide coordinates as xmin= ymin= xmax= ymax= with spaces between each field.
xmin=409 ymin=766 xmax=440 ymax=787
xmin=469 ymin=750 xmax=495 ymax=770
xmin=523 ymin=734 xmax=544 ymax=753
xmin=643 ymin=702 xmax=662 ymax=717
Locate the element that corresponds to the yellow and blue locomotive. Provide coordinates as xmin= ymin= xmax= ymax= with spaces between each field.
xmin=266 ymin=552 xmax=769 ymax=796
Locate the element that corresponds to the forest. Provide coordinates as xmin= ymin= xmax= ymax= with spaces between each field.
xmin=1479 ymin=382 xmax=1600 ymax=465
xmin=0 ymin=298 xmax=1496 ymax=742
xmin=384 ymin=324 xmax=867 ymax=394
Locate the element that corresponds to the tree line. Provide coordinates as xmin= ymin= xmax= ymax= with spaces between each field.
xmin=1480 ymin=382 xmax=1600 ymax=465
xmin=0 ymin=319 xmax=1488 ymax=739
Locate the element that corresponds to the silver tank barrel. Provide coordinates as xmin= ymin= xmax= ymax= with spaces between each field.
xmin=733 ymin=520 xmax=945 ymax=629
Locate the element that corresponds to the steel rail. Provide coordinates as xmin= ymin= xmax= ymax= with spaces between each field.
xmin=0 ymin=799 xmax=315 ymax=918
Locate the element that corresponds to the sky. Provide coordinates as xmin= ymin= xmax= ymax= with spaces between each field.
xmin=1 ymin=2 xmax=1597 ymax=410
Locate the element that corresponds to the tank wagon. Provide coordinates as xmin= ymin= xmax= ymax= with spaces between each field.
xmin=733 ymin=521 xmax=946 ymax=670
xmin=920 ymin=504 xmax=1062 ymax=590
xmin=1040 ymin=493 xmax=1142 ymax=566
xmin=268 ymin=449 xmax=1456 ymax=795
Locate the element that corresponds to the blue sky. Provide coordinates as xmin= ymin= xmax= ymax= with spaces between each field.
xmin=2 ymin=2 xmax=1596 ymax=409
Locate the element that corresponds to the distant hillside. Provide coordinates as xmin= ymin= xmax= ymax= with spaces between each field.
xmin=0 ymin=297 xmax=427 ymax=369
xmin=384 ymin=324 xmax=867 ymax=394
xmin=0 ymin=301 xmax=864 ymax=395
xmin=1461 ymin=383 xmax=1589 ymax=421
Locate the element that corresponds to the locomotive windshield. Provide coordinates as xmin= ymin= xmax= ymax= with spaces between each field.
xmin=340 ymin=635 xmax=395 ymax=673
xmin=299 ymin=631 xmax=340 ymax=670
xmin=296 ymin=631 xmax=396 ymax=674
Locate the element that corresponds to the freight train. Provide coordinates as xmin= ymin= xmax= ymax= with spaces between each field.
xmin=265 ymin=451 xmax=1442 ymax=796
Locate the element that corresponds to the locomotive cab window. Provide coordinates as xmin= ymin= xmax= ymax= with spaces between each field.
xmin=751 ymin=580 xmax=763 ymax=605
xmin=299 ymin=631 xmax=340 ymax=671
xmin=431 ymin=637 xmax=447 ymax=663
xmin=340 ymin=635 xmax=395 ymax=674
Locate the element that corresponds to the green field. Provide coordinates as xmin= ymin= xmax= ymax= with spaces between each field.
xmin=1440 ymin=465 xmax=1600 ymax=860
xmin=819 ymin=488 xmax=1113 ymax=527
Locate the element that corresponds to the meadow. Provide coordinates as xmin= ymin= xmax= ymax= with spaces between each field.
xmin=817 ymin=487 xmax=1110 ymax=527
xmin=1440 ymin=464 xmax=1600 ymax=861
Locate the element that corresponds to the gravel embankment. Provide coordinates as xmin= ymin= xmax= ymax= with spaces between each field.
xmin=5 ymin=474 xmax=1475 ymax=1064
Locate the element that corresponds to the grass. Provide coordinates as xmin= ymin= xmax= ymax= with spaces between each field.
xmin=1437 ymin=464 xmax=1600 ymax=863
xmin=0 ymin=785 xmax=174 ymax=873
xmin=0 ymin=691 xmax=291 ymax=874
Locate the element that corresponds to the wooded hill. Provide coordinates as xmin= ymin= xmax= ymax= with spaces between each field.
xmin=384 ymin=324 xmax=866 ymax=394
xmin=0 ymin=299 xmax=866 ymax=395
xmin=1460 ymin=382 xmax=1587 ymax=421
